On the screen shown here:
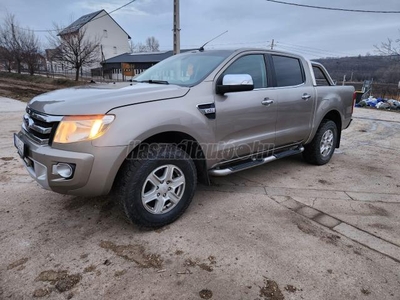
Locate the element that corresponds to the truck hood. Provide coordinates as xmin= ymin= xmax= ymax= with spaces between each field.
xmin=27 ymin=82 xmax=190 ymax=115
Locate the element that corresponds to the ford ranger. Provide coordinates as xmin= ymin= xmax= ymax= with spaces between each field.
xmin=14 ymin=49 xmax=355 ymax=227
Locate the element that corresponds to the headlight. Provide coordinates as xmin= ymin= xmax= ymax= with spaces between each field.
xmin=53 ymin=115 xmax=115 ymax=144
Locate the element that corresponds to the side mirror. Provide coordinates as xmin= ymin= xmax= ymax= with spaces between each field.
xmin=216 ymin=74 xmax=254 ymax=95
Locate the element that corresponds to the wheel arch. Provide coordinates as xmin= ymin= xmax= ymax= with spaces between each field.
xmin=112 ymin=131 xmax=210 ymax=193
xmin=322 ymin=110 xmax=342 ymax=148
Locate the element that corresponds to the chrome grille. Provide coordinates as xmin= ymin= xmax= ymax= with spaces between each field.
xmin=22 ymin=108 xmax=63 ymax=145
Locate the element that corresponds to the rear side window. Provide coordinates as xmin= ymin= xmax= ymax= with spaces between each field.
xmin=223 ymin=55 xmax=267 ymax=89
xmin=312 ymin=66 xmax=331 ymax=86
xmin=272 ymin=55 xmax=304 ymax=87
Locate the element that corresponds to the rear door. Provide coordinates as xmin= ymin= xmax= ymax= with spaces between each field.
xmin=269 ymin=54 xmax=315 ymax=147
xmin=214 ymin=53 xmax=278 ymax=160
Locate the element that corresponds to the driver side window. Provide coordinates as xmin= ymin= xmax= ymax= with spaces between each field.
xmin=223 ymin=55 xmax=267 ymax=89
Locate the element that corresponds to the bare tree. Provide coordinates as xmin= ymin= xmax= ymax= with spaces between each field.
xmin=145 ymin=36 xmax=160 ymax=52
xmin=130 ymin=37 xmax=160 ymax=53
xmin=374 ymin=34 xmax=400 ymax=58
xmin=128 ymin=40 xmax=136 ymax=53
xmin=0 ymin=14 xmax=24 ymax=73
xmin=0 ymin=46 xmax=13 ymax=72
xmin=21 ymin=29 xmax=41 ymax=75
xmin=48 ymin=25 xmax=100 ymax=81
xmin=0 ymin=14 xmax=42 ymax=75
xmin=129 ymin=41 xmax=151 ymax=53
xmin=129 ymin=40 xmax=147 ymax=53
xmin=138 ymin=42 xmax=148 ymax=52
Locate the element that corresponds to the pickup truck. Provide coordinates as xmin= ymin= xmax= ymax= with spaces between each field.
xmin=14 ymin=49 xmax=355 ymax=227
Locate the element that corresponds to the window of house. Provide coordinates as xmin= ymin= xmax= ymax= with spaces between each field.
xmin=272 ymin=55 xmax=304 ymax=87
xmin=103 ymin=30 xmax=108 ymax=38
xmin=222 ymin=54 xmax=267 ymax=89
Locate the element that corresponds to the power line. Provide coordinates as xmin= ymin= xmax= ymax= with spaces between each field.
xmin=274 ymin=42 xmax=343 ymax=58
xmin=277 ymin=44 xmax=330 ymax=56
xmin=276 ymin=45 xmax=322 ymax=58
xmin=168 ymin=40 xmax=354 ymax=58
xmin=277 ymin=42 xmax=352 ymax=57
xmin=265 ymin=0 xmax=400 ymax=14
xmin=210 ymin=41 xmax=268 ymax=46
xmin=14 ymin=0 xmax=137 ymax=32
xmin=107 ymin=0 xmax=137 ymax=15
xmin=175 ymin=40 xmax=269 ymax=48
xmin=160 ymin=41 xmax=269 ymax=51
xmin=278 ymin=42 xmax=352 ymax=57
xmin=275 ymin=45 xmax=321 ymax=57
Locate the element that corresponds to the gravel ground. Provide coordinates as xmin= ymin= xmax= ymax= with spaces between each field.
xmin=1 ymin=98 xmax=399 ymax=300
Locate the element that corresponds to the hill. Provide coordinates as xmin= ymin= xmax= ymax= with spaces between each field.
xmin=315 ymin=55 xmax=400 ymax=98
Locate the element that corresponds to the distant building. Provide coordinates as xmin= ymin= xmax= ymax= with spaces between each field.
xmin=47 ymin=9 xmax=131 ymax=76
xmin=100 ymin=49 xmax=195 ymax=80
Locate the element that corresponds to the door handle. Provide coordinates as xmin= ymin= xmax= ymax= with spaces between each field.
xmin=261 ymin=98 xmax=274 ymax=106
xmin=302 ymin=93 xmax=312 ymax=100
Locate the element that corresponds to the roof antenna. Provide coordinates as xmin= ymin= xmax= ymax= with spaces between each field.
xmin=199 ymin=30 xmax=228 ymax=52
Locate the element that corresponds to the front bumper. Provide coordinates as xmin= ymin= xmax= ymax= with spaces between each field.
xmin=15 ymin=131 xmax=128 ymax=197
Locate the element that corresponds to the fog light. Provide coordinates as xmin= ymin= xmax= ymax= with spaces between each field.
xmin=52 ymin=163 xmax=74 ymax=179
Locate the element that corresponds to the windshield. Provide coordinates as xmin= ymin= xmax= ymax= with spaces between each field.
xmin=134 ymin=50 xmax=233 ymax=86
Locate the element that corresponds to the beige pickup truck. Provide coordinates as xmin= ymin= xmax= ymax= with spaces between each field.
xmin=14 ymin=49 xmax=355 ymax=227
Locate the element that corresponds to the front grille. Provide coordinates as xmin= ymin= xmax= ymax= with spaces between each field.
xmin=22 ymin=108 xmax=63 ymax=145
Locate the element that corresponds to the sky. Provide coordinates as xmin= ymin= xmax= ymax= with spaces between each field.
xmin=0 ymin=0 xmax=399 ymax=59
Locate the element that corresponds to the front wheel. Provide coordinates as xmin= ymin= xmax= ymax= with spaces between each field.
xmin=303 ymin=120 xmax=338 ymax=165
xmin=117 ymin=144 xmax=197 ymax=228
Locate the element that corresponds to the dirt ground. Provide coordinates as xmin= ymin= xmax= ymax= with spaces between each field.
xmin=0 ymin=72 xmax=85 ymax=102
xmin=0 ymin=98 xmax=399 ymax=300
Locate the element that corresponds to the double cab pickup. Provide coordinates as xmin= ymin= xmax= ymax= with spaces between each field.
xmin=15 ymin=49 xmax=355 ymax=227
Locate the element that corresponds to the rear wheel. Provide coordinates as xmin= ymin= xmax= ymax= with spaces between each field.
xmin=303 ymin=120 xmax=338 ymax=165
xmin=117 ymin=144 xmax=197 ymax=228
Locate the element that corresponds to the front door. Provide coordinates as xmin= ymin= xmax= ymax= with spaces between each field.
xmin=214 ymin=54 xmax=278 ymax=161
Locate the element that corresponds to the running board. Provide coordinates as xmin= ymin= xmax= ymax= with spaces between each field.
xmin=209 ymin=146 xmax=304 ymax=176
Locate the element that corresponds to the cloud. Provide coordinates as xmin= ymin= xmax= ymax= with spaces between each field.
xmin=77 ymin=0 xmax=150 ymax=17
xmin=1 ymin=0 xmax=399 ymax=57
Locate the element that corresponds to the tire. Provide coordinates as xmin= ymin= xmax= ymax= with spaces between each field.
xmin=303 ymin=120 xmax=338 ymax=165
xmin=117 ymin=144 xmax=197 ymax=228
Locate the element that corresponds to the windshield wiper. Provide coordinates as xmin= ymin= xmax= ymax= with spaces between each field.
xmin=138 ymin=79 xmax=169 ymax=85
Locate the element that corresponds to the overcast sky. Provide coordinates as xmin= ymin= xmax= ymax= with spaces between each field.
xmin=0 ymin=0 xmax=399 ymax=59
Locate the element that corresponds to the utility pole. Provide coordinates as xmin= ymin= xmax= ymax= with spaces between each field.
xmin=270 ymin=39 xmax=275 ymax=50
xmin=173 ymin=0 xmax=180 ymax=55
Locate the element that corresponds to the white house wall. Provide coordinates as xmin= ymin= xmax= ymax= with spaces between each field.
xmin=82 ymin=10 xmax=130 ymax=67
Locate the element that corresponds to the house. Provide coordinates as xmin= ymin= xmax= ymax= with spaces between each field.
xmin=100 ymin=49 xmax=195 ymax=80
xmin=45 ymin=49 xmax=63 ymax=74
xmin=48 ymin=9 xmax=131 ymax=76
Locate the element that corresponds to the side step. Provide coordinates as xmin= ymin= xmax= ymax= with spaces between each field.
xmin=209 ymin=146 xmax=304 ymax=176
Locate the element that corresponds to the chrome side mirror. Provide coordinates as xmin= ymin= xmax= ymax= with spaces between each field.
xmin=217 ymin=74 xmax=254 ymax=95
xmin=223 ymin=74 xmax=253 ymax=86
